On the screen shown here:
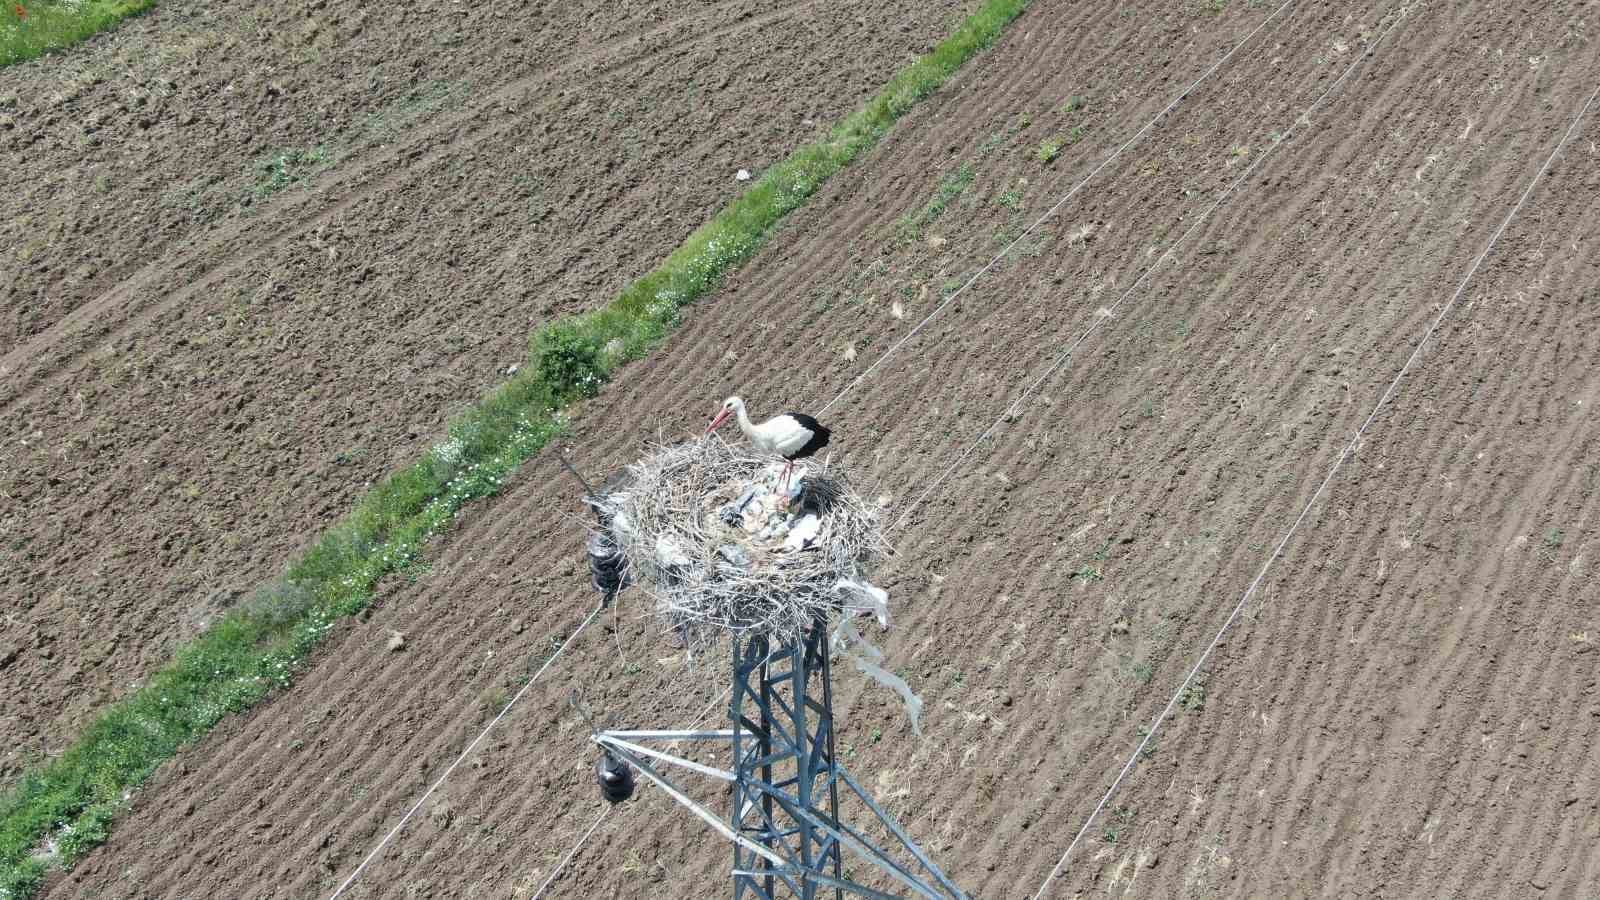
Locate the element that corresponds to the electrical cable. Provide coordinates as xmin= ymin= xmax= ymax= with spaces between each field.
xmin=815 ymin=0 xmax=1302 ymax=418
xmin=332 ymin=5 xmax=1379 ymax=895
xmin=328 ymin=601 xmax=607 ymax=899
xmin=529 ymin=806 xmax=612 ymax=900
xmin=892 ymin=5 xmax=1407 ymax=534
xmin=527 ymin=685 xmax=734 ymax=899
xmin=1030 ymin=72 xmax=1600 ymax=900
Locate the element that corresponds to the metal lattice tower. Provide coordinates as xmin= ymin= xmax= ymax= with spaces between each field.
xmin=729 ymin=625 xmax=843 ymax=899
xmin=594 ymin=618 xmax=965 ymax=899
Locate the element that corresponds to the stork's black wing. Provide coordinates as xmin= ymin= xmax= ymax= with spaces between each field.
xmin=783 ymin=412 xmax=831 ymax=459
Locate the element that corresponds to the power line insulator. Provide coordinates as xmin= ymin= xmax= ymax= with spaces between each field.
xmin=595 ymin=751 xmax=634 ymax=804
xmin=587 ymin=530 xmax=629 ymax=602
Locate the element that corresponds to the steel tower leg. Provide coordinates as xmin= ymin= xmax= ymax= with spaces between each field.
xmin=594 ymin=617 xmax=965 ymax=899
xmin=730 ymin=624 xmax=846 ymax=899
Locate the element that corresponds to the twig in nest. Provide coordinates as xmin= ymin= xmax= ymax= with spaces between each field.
xmin=595 ymin=437 xmax=889 ymax=653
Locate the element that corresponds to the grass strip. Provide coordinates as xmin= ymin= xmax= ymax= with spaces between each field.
xmin=2 ymin=0 xmax=155 ymax=67
xmin=0 ymin=0 xmax=1028 ymax=894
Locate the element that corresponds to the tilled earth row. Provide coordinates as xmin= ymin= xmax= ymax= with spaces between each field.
xmin=33 ymin=0 xmax=1600 ymax=897
xmin=0 ymin=0 xmax=976 ymax=777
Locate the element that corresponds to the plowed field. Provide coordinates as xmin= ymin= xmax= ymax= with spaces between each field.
xmin=0 ymin=0 xmax=974 ymax=778
xmin=16 ymin=0 xmax=1600 ymax=897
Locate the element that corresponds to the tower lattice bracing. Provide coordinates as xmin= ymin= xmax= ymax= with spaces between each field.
xmin=595 ymin=619 xmax=964 ymax=899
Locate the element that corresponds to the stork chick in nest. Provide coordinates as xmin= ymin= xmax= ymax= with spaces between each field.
xmin=706 ymin=396 xmax=830 ymax=489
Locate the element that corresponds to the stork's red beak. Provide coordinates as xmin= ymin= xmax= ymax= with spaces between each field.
xmin=707 ymin=408 xmax=731 ymax=434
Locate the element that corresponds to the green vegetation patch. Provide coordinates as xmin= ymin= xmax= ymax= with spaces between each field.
xmin=248 ymin=146 xmax=331 ymax=202
xmin=0 ymin=0 xmax=1029 ymax=893
xmin=2 ymin=0 xmax=156 ymax=68
xmin=895 ymin=162 xmax=976 ymax=242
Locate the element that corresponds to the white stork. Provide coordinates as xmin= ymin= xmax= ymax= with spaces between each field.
xmin=706 ymin=396 xmax=831 ymax=489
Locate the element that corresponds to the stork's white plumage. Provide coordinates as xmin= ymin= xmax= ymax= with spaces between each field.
xmin=706 ymin=396 xmax=831 ymax=487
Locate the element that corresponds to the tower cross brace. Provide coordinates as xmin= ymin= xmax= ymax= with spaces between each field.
xmin=594 ymin=619 xmax=965 ymax=899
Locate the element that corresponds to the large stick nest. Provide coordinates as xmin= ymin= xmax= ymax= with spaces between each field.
xmin=594 ymin=436 xmax=888 ymax=650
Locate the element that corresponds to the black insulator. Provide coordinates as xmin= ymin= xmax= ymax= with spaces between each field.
xmin=595 ymin=752 xmax=635 ymax=804
xmin=587 ymin=531 xmax=629 ymax=601
xmin=585 ymin=470 xmax=633 ymax=530
xmin=584 ymin=495 xmax=614 ymax=531
xmin=578 ymin=472 xmax=631 ymax=603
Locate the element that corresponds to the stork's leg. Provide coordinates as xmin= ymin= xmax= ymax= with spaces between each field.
xmin=780 ymin=459 xmax=794 ymax=492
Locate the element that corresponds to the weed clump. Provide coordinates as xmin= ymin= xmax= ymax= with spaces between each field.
xmin=248 ymin=147 xmax=329 ymax=201
xmin=1180 ymin=672 xmax=1209 ymax=712
xmin=895 ymin=162 xmax=976 ymax=243
xmin=240 ymin=580 xmax=317 ymax=631
xmin=534 ymin=324 xmax=608 ymax=401
xmin=2 ymin=0 xmax=159 ymax=67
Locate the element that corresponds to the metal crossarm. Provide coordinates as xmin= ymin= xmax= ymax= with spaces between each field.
xmin=595 ymin=618 xmax=966 ymax=899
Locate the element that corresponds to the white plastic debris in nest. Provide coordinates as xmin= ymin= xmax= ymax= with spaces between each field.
xmin=654 ymin=535 xmax=692 ymax=570
xmin=784 ymin=514 xmax=822 ymax=551
xmin=599 ymin=438 xmax=883 ymax=643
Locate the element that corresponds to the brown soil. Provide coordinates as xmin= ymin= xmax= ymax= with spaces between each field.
xmin=0 ymin=0 xmax=975 ymax=776
xmin=25 ymin=0 xmax=1600 ymax=897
